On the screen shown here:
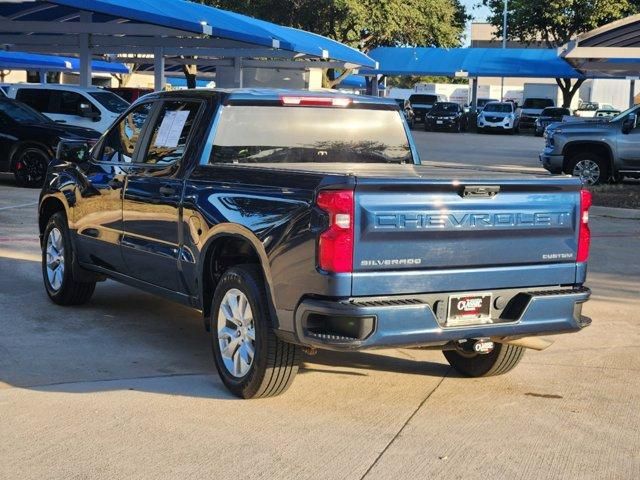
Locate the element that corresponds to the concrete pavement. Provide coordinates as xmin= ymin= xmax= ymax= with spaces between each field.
xmin=1 ymin=170 xmax=640 ymax=479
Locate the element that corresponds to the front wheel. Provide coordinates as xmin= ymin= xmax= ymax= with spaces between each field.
xmin=13 ymin=146 xmax=49 ymax=188
xmin=443 ymin=342 xmax=525 ymax=377
xmin=211 ymin=265 xmax=301 ymax=398
xmin=568 ymin=152 xmax=608 ymax=185
xmin=42 ymin=212 xmax=96 ymax=305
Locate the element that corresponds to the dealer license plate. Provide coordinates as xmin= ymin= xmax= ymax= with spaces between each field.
xmin=446 ymin=293 xmax=492 ymax=326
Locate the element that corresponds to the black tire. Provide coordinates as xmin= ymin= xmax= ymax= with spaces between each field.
xmin=42 ymin=212 xmax=96 ymax=305
xmin=13 ymin=146 xmax=50 ymax=188
xmin=211 ymin=265 xmax=301 ymax=399
xmin=567 ymin=152 xmax=609 ymax=185
xmin=443 ymin=342 xmax=525 ymax=377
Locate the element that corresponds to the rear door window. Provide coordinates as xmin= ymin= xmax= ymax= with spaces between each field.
xmin=140 ymin=100 xmax=201 ymax=165
xmin=15 ymin=89 xmax=51 ymax=112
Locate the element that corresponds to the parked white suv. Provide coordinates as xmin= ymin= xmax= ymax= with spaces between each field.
xmin=7 ymin=84 xmax=129 ymax=132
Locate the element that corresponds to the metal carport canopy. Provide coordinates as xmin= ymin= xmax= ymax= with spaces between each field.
xmin=561 ymin=14 xmax=640 ymax=78
xmin=0 ymin=50 xmax=128 ymax=73
xmin=0 ymin=0 xmax=375 ymax=88
xmin=362 ymin=47 xmax=583 ymax=78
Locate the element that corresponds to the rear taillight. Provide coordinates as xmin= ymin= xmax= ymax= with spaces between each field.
xmin=577 ymin=189 xmax=592 ymax=263
xmin=316 ymin=189 xmax=354 ymax=273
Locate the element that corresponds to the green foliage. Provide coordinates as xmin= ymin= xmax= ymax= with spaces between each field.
xmin=387 ymin=75 xmax=468 ymax=88
xmin=203 ymin=0 xmax=469 ymax=51
xmin=481 ymin=0 xmax=639 ymax=47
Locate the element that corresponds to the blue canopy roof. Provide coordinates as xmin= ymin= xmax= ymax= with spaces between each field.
xmin=0 ymin=51 xmax=129 ymax=74
xmin=0 ymin=0 xmax=375 ymax=68
xmin=364 ymin=48 xmax=583 ymax=78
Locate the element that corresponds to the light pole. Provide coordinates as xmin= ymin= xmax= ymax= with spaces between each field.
xmin=500 ymin=0 xmax=508 ymax=101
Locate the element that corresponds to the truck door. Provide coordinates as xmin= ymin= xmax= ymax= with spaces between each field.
xmin=72 ymin=101 xmax=154 ymax=274
xmin=122 ymin=99 xmax=203 ymax=292
xmin=617 ymin=118 xmax=640 ymax=170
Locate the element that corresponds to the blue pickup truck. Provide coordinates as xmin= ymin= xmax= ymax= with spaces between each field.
xmin=39 ymin=89 xmax=592 ymax=398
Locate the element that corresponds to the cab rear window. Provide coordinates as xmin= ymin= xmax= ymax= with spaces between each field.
xmin=209 ymin=106 xmax=413 ymax=165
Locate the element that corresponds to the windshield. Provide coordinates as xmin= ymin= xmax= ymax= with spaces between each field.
xmin=89 ymin=91 xmax=130 ymax=114
xmin=610 ymin=104 xmax=640 ymax=123
xmin=483 ymin=103 xmax=513 ymax=113
xmin=542 ymin=108 xmax=569 ymax=116
xmin=523 ymin=98 xmax=554 ymax=109
xmin=210 ymin=106 xmax=413 ymax=165
xmin=0 ymin=100 xmax=51 ymax=124
xmin=478 ymin=99 xmax=498 ymax=107
xmin=431 ymin=103 xmax=459 ymax=113
xmin=409 ymin=95 xmax=437 ymax=105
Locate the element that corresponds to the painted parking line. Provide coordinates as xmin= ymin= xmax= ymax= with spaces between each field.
xmin=0 ymin=202 xmax=38 ymax=211
xmin=0 ymin=237 xmax=39 ymax=243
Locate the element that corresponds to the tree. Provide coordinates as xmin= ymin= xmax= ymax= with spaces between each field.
xmin=482 ymin=0 xmax=639 ymax=107
xmin=203 ymin=0 xmax=468 ymax=87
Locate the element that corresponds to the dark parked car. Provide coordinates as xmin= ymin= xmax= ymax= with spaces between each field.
xmin=40 ymin=89 xmax=592 ymax=398
xmin=424 ymin=102 xmax=468 ymax=132
xmin=534 ymin=107 xmax=571 ymax=136
xmin=0 ymin=98 xmax=100 ymax=187
xmin=408 ymin=93 xmax=446 ymax=124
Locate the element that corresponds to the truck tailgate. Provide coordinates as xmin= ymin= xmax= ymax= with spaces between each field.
xmin=352 ymin=175 xmax=582 ymax=294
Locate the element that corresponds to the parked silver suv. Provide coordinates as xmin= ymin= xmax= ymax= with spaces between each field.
xmin=539 ymin=105 xmax=640 ymax=185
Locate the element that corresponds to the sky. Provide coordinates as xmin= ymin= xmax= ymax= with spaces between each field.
xmin=460 ymin=0 xmax=491 ymax=46
xmin=461 ymin=0 xmax=490 ymax=22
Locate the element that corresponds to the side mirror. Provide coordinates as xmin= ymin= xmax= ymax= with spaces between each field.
xmin=622 ymin=113 xmax=637 ymax=134
xmin=56 ymin=139 xmax=90 ymax=164
xmin=79 ymin=103 xmax=101 ymax=121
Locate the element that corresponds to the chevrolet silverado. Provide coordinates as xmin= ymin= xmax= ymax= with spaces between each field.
xmin=39 ymin=89 xmax=592 ymax=398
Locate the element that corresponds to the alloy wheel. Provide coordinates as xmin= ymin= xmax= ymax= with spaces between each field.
xmin=15 ymin=148 xmax=48 ymax=187
xmin=572 ymin=159 xmax=601 ymax=185
xmin=45 ymin=227 xmax=65 ymax=291
xmin=216 ymin=288 xmax=256 ymax=378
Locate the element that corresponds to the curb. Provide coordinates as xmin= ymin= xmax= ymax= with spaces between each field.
xmin=591 ymin=206 xmax=640 ymax=220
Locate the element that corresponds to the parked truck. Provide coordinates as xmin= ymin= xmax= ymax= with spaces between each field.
xmin=540 ymin=105 xmax=640 ymax=184
xmin=39 ymin=89 xmax=593 ymax=398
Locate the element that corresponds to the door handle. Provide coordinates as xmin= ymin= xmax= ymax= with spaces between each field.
xmin=108 ymin=178 xmax=124 ymax=189
xmin=159 ymin=185 xmax=176 ymax=196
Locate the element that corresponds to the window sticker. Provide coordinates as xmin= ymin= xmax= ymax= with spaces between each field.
xmin=154 ymin=110 xmax=190 ymax=148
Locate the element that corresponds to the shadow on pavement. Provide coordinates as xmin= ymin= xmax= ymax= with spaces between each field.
xmin=302 ymin=350 xmax=451 ymax=378
xmin=0 ymin=255 xmax=450 ymax=400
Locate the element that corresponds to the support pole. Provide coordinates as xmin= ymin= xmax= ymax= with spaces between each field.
xmin=630 ymin=79 xmax=636 ymax=108
xmin=372 ymin=74 xmax=380 ymax=97
xmin=234 ymin=57 xmax=243 ymax=88
xmin=39 ymin=71 xmax=46 ymax=83
xmin=501 ymin=0 xmax=508 ymax=101
xmin=471 ymin=77 xmax=478 ymax=112
xmin=154 ymin=46 xmax=165 ymax=92
xmin=79 ymin=11 xmax=92 ymax=87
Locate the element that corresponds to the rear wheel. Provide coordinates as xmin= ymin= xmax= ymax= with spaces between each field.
xmin=568 ymin=152 xmax=608 ymax=185
xmin=42 ymin=212 xmax=96 ymax=305
xmin=443 ymin=342 xmax=525 ymax=377
xmin=13 ymin=146 xmax=49 ymax=188
xmin=211 ymin=265 xmax=301 ymax=398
